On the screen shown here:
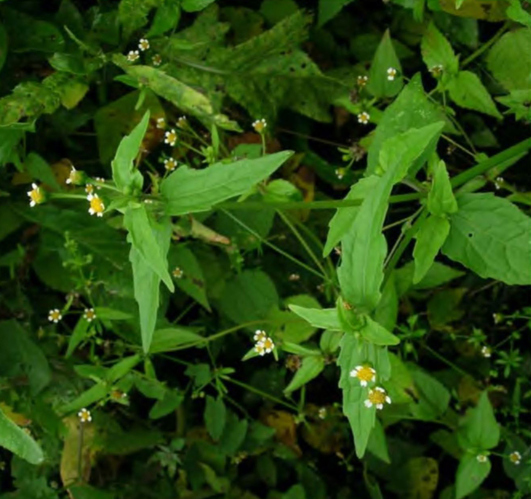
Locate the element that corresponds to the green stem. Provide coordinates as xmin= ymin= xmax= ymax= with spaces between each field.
xmin=424 ymin=345 xmax=470 ymax=378
xmin=461 ymin=21 xmax=510 ymax=69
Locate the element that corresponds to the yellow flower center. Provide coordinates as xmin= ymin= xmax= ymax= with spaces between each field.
xmin=368 ymin=389 xmax=387 ymax=405
xmin=165 ymin=158 xmax=177 ymax=171
xmin=356 ymin=366 xmax=375 ymax=383
xmin=90 ymin=196 xmax=105 ymax=214
xmin=254 ymin=122 xmax=266 ymax=133
xmin=49 ymin=310 xmax=61 ymax=321
xmin=262 ymin=338 xmax=274 ymax=350
xmin=509 ymin=452 xmax=521 ymax=463
xmin=166 ymin=131 xmax=177 ymax=144
xmin=30 ymin=188 xmax=44 ymax=204
xmin=85 ymin=309 xmax=96 ymax=321
xmin=172 ymin=267 xmax=183 ymax=278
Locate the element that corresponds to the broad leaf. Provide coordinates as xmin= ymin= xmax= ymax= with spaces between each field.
xmin=506 ymin=0 xmax=531 ymax=27
xmin=457 ymin=391 xmax=500 ymax=450
xmin=360 ymin=316 xmax=400 ymax=346
xmin=161 ymin=151 xmax=293 ymax=216
xmin=318 ymin=0 xmax=355 ymax=26
xmin=124 ymin=205 xmax=174 ymax=292
xmin=118 ymin=0 xmax=160 ymax=39
xmin=338 ymin=123 xmax=444 ymax=312
xmin=0 ymin=408 xmax=44 ymax=465
xmin=66 ymin=316 xmax=91 ymax=358
xmin=288 ymin=305 xmax=341 ymax=331
xmin=455 ymin=454 xmax=491 ymax=499
xmin=204 ymin=396 xmax=226 ymax=440
xmin=323 ymin=176 xmax=379 ymax=256
xmin=284 ymin=355 xmax=325 ymax=394
xmin=413 ymin=215 xmax=450 ymax=284
xmin=182 ymin=0 xmax=216 ymax=12
xmin=111 ymin=111 xmax=149 ymax=194
xmin=442 ymin=193 xmax=531 ymax=285
xmin=427 ymin=160 xmax=457 ymax=216
xmin=420 ymin=22 xmax=459 ymax=78
xmin=447 ymin=70 xmax=502 ymax=119
xmin=149 ymin=327 xmax=204 ymax=353
xmin=367 ymin=30 xmax=403 ymax=98
xmin=409 ymin=368 xmax=450 ymax=421
xmin=147 ymin=0 xmax=181 ymax=37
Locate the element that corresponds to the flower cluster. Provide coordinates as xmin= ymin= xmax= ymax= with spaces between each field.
xmin=253 ymin=330 xmax=275 ymax=356
xmin=350 ymin=365 xmax=391 ymax=410
xmin=357 ymin=75 xmax=368 ymax=87
xmin=387 ymin=67 xmax=397 ymax=81
xmin=252 ymin=119 xmax=267 ymax=134
xmin=126 ymin=38 xmax=162 ymax=66
xmin=27 ymin=183 xmax=45 ymax=207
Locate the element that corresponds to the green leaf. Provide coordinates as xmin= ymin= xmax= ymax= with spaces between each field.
xmin=367 ymin=74 xmax=449 ymax=175
xmin=0 ymin=23 xmax=7 ymax=73
xmin=146 ymin=0 xmax=181 ymax=37
xmin=374 ymin=273 xmax=398 ymax=333
xmin=0 ymin=320 xmax=51 ymax=395
xmin=149 ymin=327 xmax=204 ymax=353
xmin=106 ymin=354 xmax=141 ymax=383
xmin=413 ymin=215 xmax=450 ymax=284
xmin=111 ymin=111 xmax=149 ymax=194
xmin=115 ymin=60 xmax=239 ymax=130
xmin=95 ymin=308 xmax=134 ymax=321
xmin=149 ymin=390 xmax=183 ymax=419
xmin=427 ymin=160 xmax=458 ymax=216
xmin=420 ymin=22 xmax=459 ymax=77
xmin=260 ymin=0 xmax=299 ymax=24
xmin=124 ymin=205 xmax=174 ymax=292
xmin=360 ymin=316 xmax=400 ymax=346
xmin=497 ymin=89 xmax=531 ymax=122
xmin=487 ymin=29 xmax=531 ymax=91
xmin=182 ymin=0 xmax=216 ymax=12
xmin=67 ymin=486 xmax=115 ymax=499
xmin=455 ymin=453 xmax=491 ymax=499
xmin=506 ymin=0 xmax=531 ymax=27
xmin=118 ymin=0 xmax=161 ymax=39
xmin=0 ymin=408 xmax=44 ymax=465
xmin=323 ymin=176 xmax=379 ymax=256
xmin=204 ymin=396 xmax=226 ymax=441
xmin=367 ymin=419 xmax=390 ymax=463
xmin=284 ymin=355 xmax=325 ymax=394
xmin=457 ymin=391 xmax=500 ymax=450
xmin=61 ymin=383 xmax=108 ymax=414
xmin=168 ymin=245 xmax=209 ymax=309
xmin=367 ymin=30 xmax=403 ymax=98
xmin=217 ymin=270 xmax=279 ymax=324
xmin=442 ymin=193 xmax=531 ymax=285
xmin=338 ymin=334 xmax=391 ymax=458
xmin=25 ymin=152 xmax=60 ymax=190
xmin=318 ymin=0 xmax=355 ymax=26
xmin=129 ymin=214 xmax=172 ymax=353
xmin=409 ymin=368 xmax=450 ymax=421
xmin=447 ymin=70 xmax=502 ymax=119
xmin=66 ymin=317 xmax=90 ymax=358
xmin=338 ymin=123 xmax=444 ymax=312
xmin=288 ymin=305 xmax=341 ymax=331
xmin=220 ymin=413 xmax=248 ymax=455
xmin=161 ymin=151 xmax=293 ymax=216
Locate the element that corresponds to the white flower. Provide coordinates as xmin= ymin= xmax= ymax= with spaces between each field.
xmin=357 ymin=111 xmax=370 ymax=125
xmin=350 ymin=365 xmax=376 ymax=387
xmin=481 ymin=346 xmax=492 ymax=358
xmin=509 ymin=451 xmax=521 ymax=465
xmin=138 ymin=38 xmax=150 ymax=51
xmin=254 ymin=330 xmax=267 ymax=342
xmin=318 ymin=407 xmax=327 ymax=419
xmin=78 ymin=408 xmax=92 ymax=423
xmin=27 ymin=183 xmax=44 ymax=207
xmin=387 ymin=67 xmax=397 ymax=81
xmin=165 ymin=129 xmax=177 ymax=146
xmin=152 ymin=54 xmax=162 ymax=66
xmin=85 ymin=184 xmax=94 ymax=195
xmin=364 ymin=386 xmax=391 ymax=410
xmin=288 ymin=273 xmax=300 ymax=282
xmin=172 ymin=267 xmax=183 ymax=279
xmin=476 ymin=453 xmax=488 ymax=463
xmin=164 ymin=158 xmax=178 ymax=171
xmin=335 ymin=168 xmax=345 ymax=180
xmin=252 ymin=119 xmax=267 ymax=133
xmin=177 ymin=116 xmax=187 ymax=129
xmin=430 ymin=64 xmax=443 ymax=77
xmin=48 ymin=309 xmax=62 ymax=323
xmin=494 ymin=177 xmax=504 ymax=190
xmin=156 ymin=117 xmax=166 ymax=129
xmin=254 ymin=336 xmax=274 ymax=356
xmin=84 ymin=308 xmax=96 ymax=322
xmin=127 ymin=50 xmax=140 ymax=62
xmin=357 ymin=75 xmax=368 ymax=87
xmin=65 ymin=166 xmax=82 ymax=185
xmin=87 ymin=193 xmax=105 ymax=217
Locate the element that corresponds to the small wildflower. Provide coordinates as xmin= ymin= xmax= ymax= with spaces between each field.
xmin=357 ymin=111 xmax=370 ymax=125
xmin=48 ymin=309 xmax=62 ymax=323
xmin=233 ymin=451 xmax=248 ymax=464
xmin=88 ymin=194 xmax=105 ymax=217
xmin=85 ymin=184 xmax=94 ymax=195
xmin=481 ymin=346 xmax=492 ymax=358
xmin=509 ymin=451 xmax=521 ymax=465
xmin=255 ymin=336 xmax=275 ymax=356
xmin=494 ymin=177 xmax=504 ymax=190
xmin=27 ymin=183 xmax=44 ymax=207
xmin=164 ymin=158 xmax=178 ymax=171
xmin=476 ymin=453 xmax=488 ymax=463
xmin=387 ymin=67 xmax=397 ymax=81
xmin=335 ymin=168 xmax=346 ymax=180
xmin=252 ymin=119 xmax=267 ymax=133
xmin=95 ymin=177 xmax=105 ymax=190
xmin=493 ymin=313 xmax=502 ymax=324
xmin=364 ymin=387 xmax=391 ymax=410
xmin=357 ymin=75 xmax=368 ymax=87
xmin=138 ymin=38 xmax=150 ymax=51
xmin=285 ymin=354 xmax=302 ymax=372
xmin=152 ymin=54 xmax=162 ymax=66
xmin=172 ymin=267 xmax=183 ymax=279
xmin=156 ymin=117 xmax=166 ymax=129
xmin=165 ymin=129 xmax=177 ymax=146
xmin=65 ymin=165 xmax=83 ymax=185
xmin=318 ymin=407 xmax=327 ymax=419
xmin=430 ymin=64 xmax=443 ymax=77
xmin=78 ymin=408 xmax=92 ymax=423
xmin=84 ymin=308 xmax=97 ymax=322
xmin=127 ymin=50 xmax=140 ymax=62
xmin=289 ymin=273 xmax=300 ymax=282
xmin=254 ymin=330 xmax=267 ymax=342
xmin=350 ymin=365 xmax=377 ymax=387
xmin=177 ymin=116 xmax=187 ymax=129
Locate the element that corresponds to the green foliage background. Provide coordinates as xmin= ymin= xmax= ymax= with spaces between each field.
xmin=0 ymin=0 xmax=530 ymax=498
